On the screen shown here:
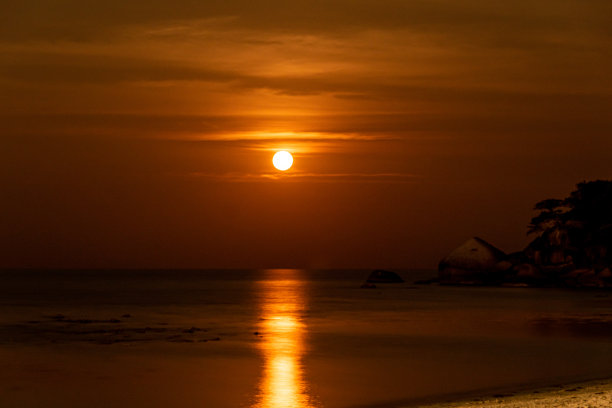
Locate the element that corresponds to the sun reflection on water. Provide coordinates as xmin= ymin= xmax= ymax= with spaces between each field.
xmin=252 ymin=270 xmax=318 ymax=408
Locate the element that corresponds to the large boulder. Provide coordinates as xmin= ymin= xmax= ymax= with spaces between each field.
xmin=438 ymin=237 xmax=506 ymax=285
xmin=509 ymin=263 xmax=547 ymax=286
xmin=516 ymin=263 xmax=543 ymax=279
xmin=599 ymin=268 xmax=612 ymax=279
xmin=561 ymin=268 xmax=606 ymax=288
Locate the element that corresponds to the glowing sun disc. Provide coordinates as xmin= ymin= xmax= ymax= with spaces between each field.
xmin=273 ymin=151 xmax=293 ymax=171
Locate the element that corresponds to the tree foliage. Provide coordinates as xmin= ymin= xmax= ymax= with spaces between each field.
xmin=529 ymin=180 xmax=612 ymax=234
xmin=527 ymin=180 xmax=612 ymax=267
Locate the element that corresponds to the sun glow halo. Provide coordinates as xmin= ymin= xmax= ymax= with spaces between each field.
xmin=272 ymin=151 xmax=293 ymax=171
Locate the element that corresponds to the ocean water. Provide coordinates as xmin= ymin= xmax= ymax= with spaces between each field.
xmin=0 ymin=269 xmax=611 ymax=408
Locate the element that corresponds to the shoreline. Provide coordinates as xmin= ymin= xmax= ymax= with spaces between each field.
xmin=399 ymin=377 xmax=612 ymax=408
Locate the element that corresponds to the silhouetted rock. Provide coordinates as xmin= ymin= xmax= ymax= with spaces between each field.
xmin=516 ymin=264 xmax=543 ymax=279
xmin=365 ymin=269 xmax=404 ymax=283
xmin=561 ymin=268 xmax=607 ymax=288
xmin=438 ymin=181 xmax=612 ymax=288
xmin=505 ymin=263 xmax=549 ymax=286
xmin=438 ymin=237 xmax=506 ymax=285
xmin=494 ymin=260 xmax=513 ymax=273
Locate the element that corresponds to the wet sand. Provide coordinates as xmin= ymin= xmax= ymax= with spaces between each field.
xmin=412 ymin=378 xmax=612 ymax=408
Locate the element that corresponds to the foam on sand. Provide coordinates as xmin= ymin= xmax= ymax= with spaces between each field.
xmin=412 ymin=378 xmax=612 ymax=408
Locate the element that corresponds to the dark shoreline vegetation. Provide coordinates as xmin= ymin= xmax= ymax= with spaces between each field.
xmin=438 ymin=180 xmax=612 ymax=288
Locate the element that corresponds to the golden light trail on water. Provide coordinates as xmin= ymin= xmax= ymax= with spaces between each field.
xmin=252 ymin=270 xmax=318 ymax=408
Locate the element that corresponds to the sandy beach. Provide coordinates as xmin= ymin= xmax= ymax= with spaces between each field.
xmin=415 ymin=378 xmax=612 ymax=408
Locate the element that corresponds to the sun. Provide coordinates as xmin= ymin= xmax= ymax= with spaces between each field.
xmin=272 ymin=151 xmax=293 ymax=171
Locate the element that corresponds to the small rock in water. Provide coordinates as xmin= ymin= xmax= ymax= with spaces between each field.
xmin=121 ymin=314 xmax=132 ymax=318
xmin=366 ymin=269 xmax=404 ymax=283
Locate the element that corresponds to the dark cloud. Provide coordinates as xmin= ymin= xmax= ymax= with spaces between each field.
xmin=4 ymin=92 xmax=612 ymax=140
xmin=3 ymin=0 xmax=612 ymax=43
xmin=185 ymin=171 xmax=419 ymax=183
xmin=0 ymin=52 xmax=241 ymax=84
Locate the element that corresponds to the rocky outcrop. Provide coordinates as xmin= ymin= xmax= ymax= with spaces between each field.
xmin=439 ymin=238 xmax=612 ymax=288
xmin=438 ymin=181 xmax=612 ymax=288
xmin=438 ymin=237 xmax=508 ymax=285
xmin=557 ymin=268 xmax=612 ymax=288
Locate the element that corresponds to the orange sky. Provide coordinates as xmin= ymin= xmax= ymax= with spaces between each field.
xmin=2 ymin=1 xmax=612 ymax=268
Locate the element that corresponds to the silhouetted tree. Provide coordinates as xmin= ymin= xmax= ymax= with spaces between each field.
xmin=527 ymin=180 xmax=612 ymax=268
xmin=566 ymin=180 xmax=612 ymax=232
xmin=528 ymin=198 xmax=567 ymax=235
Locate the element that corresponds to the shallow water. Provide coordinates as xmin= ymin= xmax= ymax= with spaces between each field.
xmin=0 ymin=269 xmax=611 ymax=408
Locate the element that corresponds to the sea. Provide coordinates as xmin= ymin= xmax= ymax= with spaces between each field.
xmin=0 ymin=269 xmax=611 ymax=408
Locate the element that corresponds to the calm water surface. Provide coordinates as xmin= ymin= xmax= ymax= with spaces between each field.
xmin=0 ymin=269 xmax=611 ymax=408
